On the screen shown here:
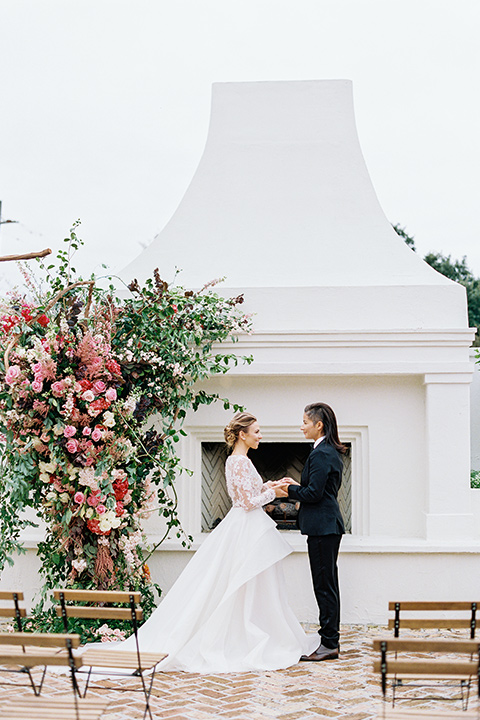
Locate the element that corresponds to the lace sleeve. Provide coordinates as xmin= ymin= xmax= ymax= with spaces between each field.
xmin=226 ymin=456 xmax=276 ymax=511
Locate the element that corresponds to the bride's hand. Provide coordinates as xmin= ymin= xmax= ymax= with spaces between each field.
xmin=279 ymin=476 xmax=300 ymax=486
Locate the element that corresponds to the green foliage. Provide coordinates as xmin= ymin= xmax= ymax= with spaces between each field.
xmin=392 ymin=223 xmax=416 ymax=251
xmin=393 ymin=224 xmax=480 ymax=346
xmin=0 ymin=223 xmax=253 ymax=620
xmin=471 ymin=470 xmax=480 ymax=489
xmin=423 ymin=253 xmax=480 ymax=344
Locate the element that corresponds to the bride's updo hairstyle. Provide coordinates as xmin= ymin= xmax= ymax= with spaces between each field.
xmin=224 ymin=412 xmax=257 ymax=453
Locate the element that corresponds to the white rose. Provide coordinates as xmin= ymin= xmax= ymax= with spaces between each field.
xmin=99 ymin=516 xmax=112 ymax=532
xmin=86 ymin=507 xmax=94 ymax=518
xmin=59 ymin=493 xmax=70 ymax=503
xmin=103 ymin=411 xmax=116 ymax=428
xmin=39 ymin=473 xmax=51 ymax=483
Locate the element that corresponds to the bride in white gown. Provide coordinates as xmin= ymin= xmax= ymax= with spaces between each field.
xmin=113 ymin=412 xmax=318 ymax=672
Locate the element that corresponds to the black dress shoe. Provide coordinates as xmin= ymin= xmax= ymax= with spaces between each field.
xmin=300 ymin=643 xmax=339 ymax=661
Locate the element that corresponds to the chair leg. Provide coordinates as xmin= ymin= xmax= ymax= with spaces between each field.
xmin=72 ymin=667 xmax=93 ymax=699
xmin=461 ymin=678 xmax=471 ymax=711
xmin=139 ymin=669 xmax=155 ymax=720
xmin=35 ymin=666 xmax=48 ymax=695
xmin=23 ymin=666 xmax=46 ymax=696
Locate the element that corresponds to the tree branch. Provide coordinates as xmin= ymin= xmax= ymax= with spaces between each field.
xmin=0 ymin=249 xmax=52 ymax=263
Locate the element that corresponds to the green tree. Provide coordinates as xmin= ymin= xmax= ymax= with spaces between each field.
xmin=393 ymin=225 xmax=480 ymax=346
xmin=392 ymin=223 xmax=416 ymax=251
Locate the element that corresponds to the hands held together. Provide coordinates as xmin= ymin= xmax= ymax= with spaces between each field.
xmin=266 ymin=477 xmax=300 ymax=498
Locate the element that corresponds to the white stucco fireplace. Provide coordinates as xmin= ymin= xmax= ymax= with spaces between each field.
xmin=123 ymin=79 xmax=479 ymax=624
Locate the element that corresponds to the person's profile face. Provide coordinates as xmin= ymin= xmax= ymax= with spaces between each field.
xmin=241 ymin=421 xmax=262 ymax=449
xmin=301 ymin=413 xmax=323 ymax=440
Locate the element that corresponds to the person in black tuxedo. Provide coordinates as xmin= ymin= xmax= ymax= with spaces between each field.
xmin=278 ymin=402 xmax=346 ymax=661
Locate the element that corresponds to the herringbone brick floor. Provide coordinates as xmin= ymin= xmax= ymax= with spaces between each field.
xmin=0 ymin=625 xmax=477 ymax=719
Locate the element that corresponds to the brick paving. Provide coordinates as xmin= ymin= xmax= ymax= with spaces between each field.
xmin=0 ymin=625 xmax=477 ymax=719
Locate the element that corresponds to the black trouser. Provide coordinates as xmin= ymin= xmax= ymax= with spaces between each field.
xmin=307 ymin=534 xmax=342 ymax=649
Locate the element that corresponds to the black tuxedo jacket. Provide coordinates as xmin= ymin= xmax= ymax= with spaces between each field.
xmin=287 ymin=441 xmax=345 ymax=536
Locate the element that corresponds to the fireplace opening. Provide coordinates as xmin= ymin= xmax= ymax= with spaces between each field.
xmin=201 ymin=441 xmax=352 ymax=532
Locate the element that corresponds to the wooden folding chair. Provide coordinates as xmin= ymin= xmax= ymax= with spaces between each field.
xmin=388 ymin=602 xmax=479 ymax=639
xmin=0 ymin=696 xmax=108 ymax=720
xmin=0 ymin=632 xmax=108 ymax=720
xmin=53 ymin=589 xmax=167 ymax=720
xmin=0 ymin=591 xmax=27 ymax=632
xmin=373 ymin=638 xmax=480 ymax=710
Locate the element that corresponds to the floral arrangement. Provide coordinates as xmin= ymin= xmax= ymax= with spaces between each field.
xmin=0 ymin=224 xmax=251 ymax=627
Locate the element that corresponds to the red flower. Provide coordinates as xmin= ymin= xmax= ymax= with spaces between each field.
xmin=115 ymin=501 xmax=125 ymax=516
xmin=36 ymin=314 xmax=49 ymax=327
xmin=106 ymin=359 xmax=122 ymax=377
xmin=86 ymin=518 xmax=110 ymax=536
xmin=88 ymin=397 xmax=109 ymax=417
xmin=1 ymin=315 xmax=19 ymax=334
xmin=21 ymin=306 xmax=33 ymax=322
xmin=113 ymin=478 xmax=128 ymax=501
xmin=79 ymin=379 xmax=93 ymax=391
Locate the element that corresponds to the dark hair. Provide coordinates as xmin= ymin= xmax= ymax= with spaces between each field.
xmin=304 ymin=403 xmax=347 ymax=454
xmin=224 ymin=412 xmax=257 ymax=453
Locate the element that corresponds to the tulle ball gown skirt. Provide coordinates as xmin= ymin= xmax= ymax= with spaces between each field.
xmin=113 ymin=507 xmax=318 ymax=672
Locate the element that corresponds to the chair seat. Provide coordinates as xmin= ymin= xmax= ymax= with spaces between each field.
xmin=0 ymin=696 xmax=108 ymax=720
xmin=377 ymin=709 xmax=479 ymax=720
xmin=80 ymin=648 xmax=167 ymax=670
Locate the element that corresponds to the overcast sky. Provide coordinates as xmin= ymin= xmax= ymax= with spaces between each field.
xmin=0 ymin=0 xmax=479 ymax=287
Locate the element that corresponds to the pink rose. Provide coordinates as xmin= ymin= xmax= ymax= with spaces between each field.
xmin=31 ymin=379 xmax=43 ymax=393
xmin=105 ymin=388 xmax=117 ymax=402
xmin=82 ymin=426 xmax=92 ymax=436
xmin=65 ymin=438 xmax=79 ymax=453
xmin=82 ymin=390 xmax=95 ymax=403
xmin=96 ymin=504 xmax=106 ymax=515
xmin=32 ymin=362 xmax=42 ymax=374
xmin=74 ymin=492 xmax=85 ymax=504
xmin=93 ymin=380 xmax=106 ymax=394
xmin=91 ymin=428 xmax=102 ymax=442
xmin=87 ymin=493 xmax=100 ymax=507
xmin=51 ymin=381 xmax=65 ymax=397
xmin=5 ymin=365 xmax=21 ymax=385
xmin=64 ymin=425 xmax=77 ymax=438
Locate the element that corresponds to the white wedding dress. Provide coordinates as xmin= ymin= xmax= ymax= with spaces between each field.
xmin=108 ymin=454 xmax=318 ymax=672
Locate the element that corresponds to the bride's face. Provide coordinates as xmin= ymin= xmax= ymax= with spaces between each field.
xmin=240 ymin=421 xmax=262 ymax=450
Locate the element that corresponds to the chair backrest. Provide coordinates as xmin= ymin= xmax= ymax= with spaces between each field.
xmin=0 ymin=591 xmax=27 ymax=632
xmin=0 ymin=632 xmax=82 ymax=668
xmin=0 ymin=632 xmax=84 ymax=720
xmin=388 ymin=602 xmax=479 ymax=638
xmin=53 ymin=588 xmax=143 ymax=651
xmin=373 ymin=638 xmax=480 ymax=697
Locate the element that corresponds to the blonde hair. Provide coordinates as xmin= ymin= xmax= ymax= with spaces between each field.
xmin=224 ymin=412 xmax=257 ymax=453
